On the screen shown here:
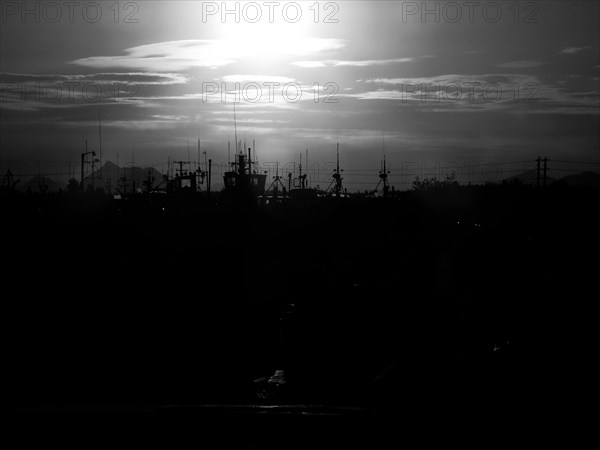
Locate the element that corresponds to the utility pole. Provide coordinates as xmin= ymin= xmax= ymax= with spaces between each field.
xmin=543 ymin=157 xmax=548 ymax=187
xmin=536 ymin=157 xmax=541 ymax=188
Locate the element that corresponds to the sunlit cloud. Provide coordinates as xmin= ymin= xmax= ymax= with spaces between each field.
xmin=220 ymin=75 xmax=296 ymax=83
xmin=292 ymin=61 xmax=327 ymax=68
xmin=70 ymin=39 xmax=346 ymax=72
xmin=71 ymin=40 xmax=235 ymax=71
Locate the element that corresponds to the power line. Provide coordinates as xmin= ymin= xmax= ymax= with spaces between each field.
xmin=550 ymin=160 xmax=600 ymax=165
xmin=549 ymin=168 xmax=596 ymax=173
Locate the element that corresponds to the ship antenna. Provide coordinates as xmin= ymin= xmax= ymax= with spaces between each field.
xmin=376 ymin=132 xmax=390 ymax=197
xmin=306 ymin=148 xmax=309 ymax=187
xmin=233 ymin=100 xmax=238 ymax=154
xmin=204 ymin=144 xmax=208 ymax=174
xmin=187 ymin=141 xmax=191 ymax=170
xmin=98 ymin=106 xmax=102 ymax=168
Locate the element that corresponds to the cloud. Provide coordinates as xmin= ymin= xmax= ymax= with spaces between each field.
xmin=208 ymin=109 xmax=276 ymax=116
xmin=207 ymin=118 xmax=290 ymax=124
xmin=496 ymin=61 xmax=545 ymax=69
xmin=1 ymin=72 xmax=188 ymax=85
xmin=0 ymin=73 xmax=152 ymax=109
xmin=334 ymin=58 xmax=414 ymax=67
xmin=362 ymin=74 xmax=538 ymax=87
xmin=44 ymin=117 xmax=196 ymax=130
xmin=342 ymin=90 xmax=404 ymax=101
xmin=95 ymin=119 xmax=192 ymax=130
xmin=198 ymin=82 xmax=325 ymax=107
xmin=350 ymin=74 xmax=600 ymax=115
xmin=151 ymin=115 xmax=188 ymax=121
xmin=559 ymin=46 xmax=589 ymax=55
xmin=292 ymin=58 xmax=414 ymax=68
xmin=292 ymin=61 xmax=327 ymax=68
xmin=515 ymin=107 xmax=599 ymax=116
xmin=70 ymin=40 xmax=235 ymax=71
xmin=220 ymin=75 xmax=296 ymax=84
xmin=70 ymin=39 xmax=346 ymax=72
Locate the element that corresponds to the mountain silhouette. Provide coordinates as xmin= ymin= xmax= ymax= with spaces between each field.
xmin=84 ymin=161 xmax=164 ymax=193
xmin=19 ymin=175 xmax=64 ymax=193
xmin=559 ymin=171 xmax=600 ymax=188
xmin=504 ymin=169 xmax=555 ymax=185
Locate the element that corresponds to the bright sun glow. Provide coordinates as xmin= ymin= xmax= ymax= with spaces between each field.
xmin=210 ymin=11 xmax=329 ymax=62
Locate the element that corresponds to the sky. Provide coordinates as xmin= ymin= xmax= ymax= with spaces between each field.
xmin=1 ymin=1 xmax=599 ymax=190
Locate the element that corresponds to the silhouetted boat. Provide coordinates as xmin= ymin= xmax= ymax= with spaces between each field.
xmin=223 ymin=150 xmax=267 ymax=197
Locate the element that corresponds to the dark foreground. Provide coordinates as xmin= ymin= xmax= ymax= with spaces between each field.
xmin=8 ymin=183 xmax=597 ymax=444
